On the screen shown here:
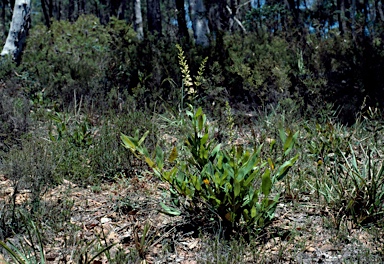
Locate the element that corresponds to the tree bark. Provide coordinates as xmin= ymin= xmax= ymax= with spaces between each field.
xmin=351 ymin=0 xmax=356 ymax=39
xmin=41 ymin=0 xmax=50 ymax=27
xmin=377 ymin=0 xmax=384 ymax=22
xmin=175 ymin=0 xmax=189 ymax=41
xmin=117 ymin=0 xmax=127 ymax=20
xmin=1 ymin=0 xmax=31 ymax=62
xmin=337 ymin=0 xmax=347 ymax=35
xmin=189 ymin=0 xmax=210 ymax=46
xmin=134 ymin=0 xmax=144 ymax=40
xmin=68 ymin=0 xmax=75 ymax=21
xmin=1 ymin=0 xmax=6 ymax=34
xmin=146 ymin=0 xmax=162 ymax=35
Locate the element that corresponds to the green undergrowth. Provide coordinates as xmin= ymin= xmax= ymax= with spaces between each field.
xmin=1 ymin=98 xmax=384 ymax=262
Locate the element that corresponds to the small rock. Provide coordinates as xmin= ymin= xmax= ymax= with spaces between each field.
xmin=100 ymin=217 xmax=111 ymax=223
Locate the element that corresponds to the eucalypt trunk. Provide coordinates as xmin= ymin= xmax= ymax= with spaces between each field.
xmin=121 ymin=107 xmax=299 ymax=235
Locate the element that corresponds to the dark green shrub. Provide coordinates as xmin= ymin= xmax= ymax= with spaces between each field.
xmin=223 ymin=34 xmax=295 ymax=107
xmin=21 ymin=15 xmax=111 ymax=106
xmin=0 ymin=85 xmax=30 ymax=154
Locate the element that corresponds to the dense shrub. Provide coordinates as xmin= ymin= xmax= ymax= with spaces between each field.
xmin=21 ymin=15 xmax=116 ymax=108
xmin=223 ymin=34 xmax=295 ymax=106
xmin=0 ymin=83 xmax=29 ymax=154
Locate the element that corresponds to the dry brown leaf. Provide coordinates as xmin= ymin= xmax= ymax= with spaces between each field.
xmin=305 ymin=246 xmax=316 ymax=252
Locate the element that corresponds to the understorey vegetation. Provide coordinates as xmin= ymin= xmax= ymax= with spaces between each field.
xmin=0 ymin=9 xmax=383 ymax=264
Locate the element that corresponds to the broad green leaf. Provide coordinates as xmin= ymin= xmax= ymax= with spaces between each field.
xmin=201 ymin=133 xmax=209 ymax=146
xmin=155 ymin=146 xmax=164 ymax=169
xmin=237 ymin=151 xmax=259 ymax=181
xmin=168 ymin=147 xmax=178 ymax=163
xmin=159 ymin=202 xmax=181 ymax=216
xmin=269 ymin=139 xmax=276 ymax=152
xmin=261 ymin=169 xmax=272 ymax=196
xmin=223 ymin=163 xmax=234 ymax=178
xmin=0 ymin=239 xmax=28 ymax=264
xmin=198 ymin=115 xmax=204 ymax=131
xmin=234 ymin=180 xmax=240 ymax=198
xmin=267 ymin=157 xmax=274 ymax=170
xmin=163 ymin=167 xmax=177 ymax=181
xmin=144 ymin=156 xmax=155 ymax=168
xmin=283 ymin=131 xmax=295 ymax=156
xmin=219 ymin=170 xmax=229 ymax=185
xmin=251 ymin=206 xmax=257 ymax=218
xmin=121 ymin=133 xmax=136 ymax=150
xmin=236 ymin=145 xmax=244 ymax=161
xmin=186 ymin=109 xmax=193 ymax=119
xmin=243 ymin=169 xmax=258 ymax=186
xmin=210 ymin=144 xmax=221 ymax=159
xmin=279 ymin=127 xmax=287 ymax=143
xmin=138 ymin=130 xmax=149 ymax=146
xmin=195 ymin=107 xmax=203 ymax=117
xmin=191 ymin=175 xmax=202 ymax=191
xmin=275 ymin=154 xmax=299 ymax=181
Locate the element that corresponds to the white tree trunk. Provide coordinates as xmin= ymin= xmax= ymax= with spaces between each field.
xmin=189 ymin=0 xmax=210 ymax=47
xmin=134 ymin=0 xmax=144 ymax=41
xmin=1 ymin=0 xmax=31 ymax=61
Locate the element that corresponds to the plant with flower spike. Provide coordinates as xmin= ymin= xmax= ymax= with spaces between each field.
xmin=121 ymin=106 xmax=299 ymax=233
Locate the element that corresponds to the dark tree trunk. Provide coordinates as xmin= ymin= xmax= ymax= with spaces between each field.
xmin=41 ymin=0 xmax=50 ymax=27
xmin=117 ymin=0 xmax=127 ymax=19
xmin=377 ymin=0 xmax=384 ymax=22
xmin=337 ymin=0 xmax=347 ymax=35
xmin=175 ymin=0 xmax=189 ymax=41
xmin=48 ymin=0 xmax=53 ymax=18
xmin=351 ymin=0 xmax=356 ymax=39
xmin=68 ymin=0 xmax=75 ymax=21
xmin=146 ymin=0 xmax=162 ymax=34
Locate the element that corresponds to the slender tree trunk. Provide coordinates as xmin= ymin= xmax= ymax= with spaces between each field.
xmin=41 ymin=0 xmax=50 ymax=27
xmin=134 ymin=0 xmax=143 ymax=40
xmin=175 ymin=0 xmax=189 ymax=41
xmin=377 ymin=0 xmax=384 ymax=21
xmin=2 ymin=0 xmax=7 ymax=34
xmin=57 ymin=0 xmax=61 ymax=20
xmin=1 ymin=0 xmax=31 ymax=62
xmin=68 ymin=0 xmax=74 ymax=21
xmin=146 ymin=0 xmax=162 ymax=34
xmin=48 ymin=0 xmax=53 ymax=18
xmin=189 ymin=0 xmax=210 ymax=46
xmin=77 ymin=0 xmax=84 ymax=18
xmin=351 ymin=0 xmax=356 ymax=39
xmin=338 ymin=0 xmax=347 ymax=35
xmin=117 ymin=0 xmax=127 ymax=19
